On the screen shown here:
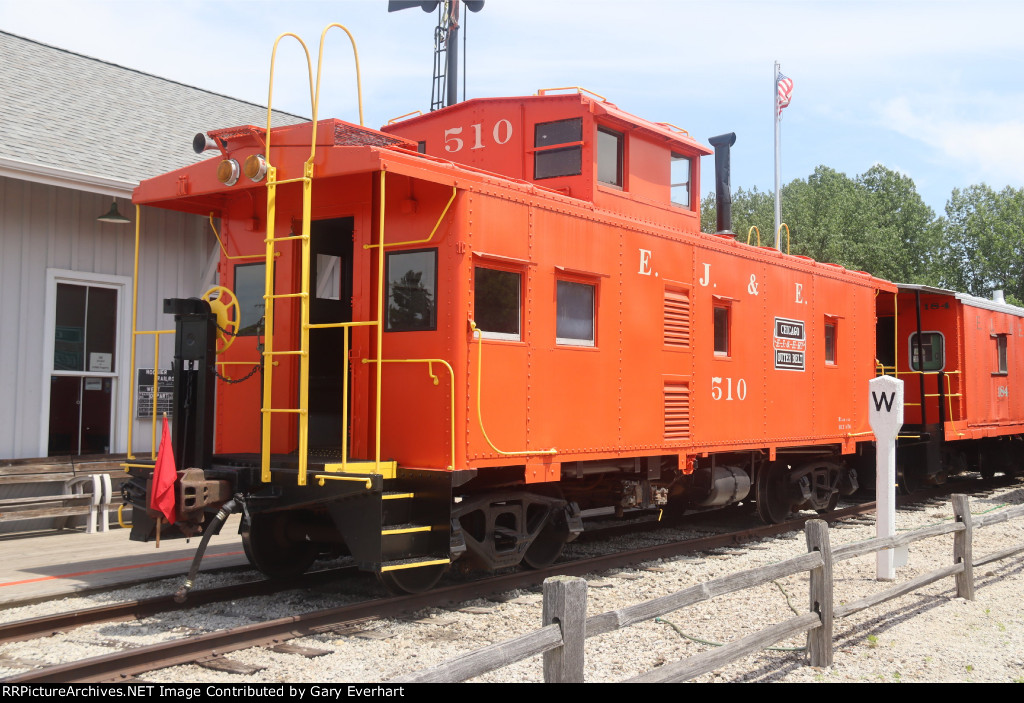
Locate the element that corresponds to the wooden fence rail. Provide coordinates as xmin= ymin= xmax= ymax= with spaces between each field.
xmin=392 ymin=493 xmax=1024 ymax=683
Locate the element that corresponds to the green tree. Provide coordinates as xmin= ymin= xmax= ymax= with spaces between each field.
xmin=701 ymin=164 xmax=942 ymax=285
xmin=938 ymin=185 xmax=1024 ymax=304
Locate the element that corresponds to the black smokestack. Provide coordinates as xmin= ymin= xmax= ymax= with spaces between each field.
xmin=708 ymin=132 xmax=737 ymax=235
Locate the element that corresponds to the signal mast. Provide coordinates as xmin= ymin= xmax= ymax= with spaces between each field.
xmin=388 ymin=0 xmax=486 ymax=110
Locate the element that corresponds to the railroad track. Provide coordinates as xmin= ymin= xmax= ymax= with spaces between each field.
xmin=2 ymin=475 xmax=1009 ymax=683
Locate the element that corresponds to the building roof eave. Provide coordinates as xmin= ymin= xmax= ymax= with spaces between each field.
xmin=0 ymin=156 xmax=136 ymax=198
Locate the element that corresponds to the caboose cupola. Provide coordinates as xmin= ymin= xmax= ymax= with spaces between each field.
xmin=382 ymin=89 xmax=711 ymax=233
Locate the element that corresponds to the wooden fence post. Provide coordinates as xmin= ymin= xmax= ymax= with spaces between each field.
xmin=542 ymin=575 xmax=587 ymax=683
xmin=951 ymin=494 xmax=975 ymax=601
xmin=805 ymin=519 xmax=833 ymax=667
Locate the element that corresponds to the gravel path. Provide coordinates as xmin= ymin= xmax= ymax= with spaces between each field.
xmin=1 ymin=479 xmax=1022 ymax=683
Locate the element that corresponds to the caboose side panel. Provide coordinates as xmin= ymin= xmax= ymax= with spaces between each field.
xmin=524 ymin=205 xmax=623 ymax=456
xmin=959 ymin=300 xmax=1024 ymax=433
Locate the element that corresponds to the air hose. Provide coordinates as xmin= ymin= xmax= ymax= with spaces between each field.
xmin=173 ymin=496 xmax=241 ymax=603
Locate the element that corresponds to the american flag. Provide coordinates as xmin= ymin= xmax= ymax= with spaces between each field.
xmin=777 ymin=73 xmax=793 ymax=116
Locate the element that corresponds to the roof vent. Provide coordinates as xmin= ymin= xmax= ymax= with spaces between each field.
xmin=993 ymin=290 xmax=1006 ymax=304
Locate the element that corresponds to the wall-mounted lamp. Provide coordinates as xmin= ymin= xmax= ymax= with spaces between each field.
xmin=97 ymin=199 xmax=131 ymax=224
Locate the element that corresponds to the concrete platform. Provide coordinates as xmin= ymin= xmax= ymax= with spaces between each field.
xmin=0 ymin=515 xmax=248 ymax=605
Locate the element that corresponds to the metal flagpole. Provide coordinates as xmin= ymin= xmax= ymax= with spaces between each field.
xmin=774 ymin=60 xmax=782 ymax=250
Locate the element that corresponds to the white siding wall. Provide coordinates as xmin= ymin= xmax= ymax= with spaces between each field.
xmin=0 ymin=175 xmax=214 ymax=460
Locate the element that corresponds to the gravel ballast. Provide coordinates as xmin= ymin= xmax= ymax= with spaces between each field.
xmin=1 ymin=481 xmax=1022 ymax=683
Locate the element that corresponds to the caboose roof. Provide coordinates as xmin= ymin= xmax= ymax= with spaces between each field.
xmin=896 ymin=283 xmax=1024 ymax=317
xmin=384 ymin=91 xmax=711 ymax=155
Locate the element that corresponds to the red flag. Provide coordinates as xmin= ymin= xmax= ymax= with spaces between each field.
xmin=150 ymin=417 xmax=177 ymax=525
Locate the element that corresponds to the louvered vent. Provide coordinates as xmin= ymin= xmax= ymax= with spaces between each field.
xmin=664 ymin=288 xmax=691 ymax=347
xmin=664 ymin=382 xmax=691 ymax=441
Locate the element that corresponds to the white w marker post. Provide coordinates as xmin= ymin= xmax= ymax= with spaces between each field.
xmin=868 ymin=376 xmax=904 ymax=580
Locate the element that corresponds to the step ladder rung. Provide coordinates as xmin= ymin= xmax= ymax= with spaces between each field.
xmin=382 ymin=524 xmax=432 ymax=536
xmin=383 ymin=492 xmax=415 ymax=500
xmin=380 ymin=557 xmax=450 ymax=573
xmin=261 ymin=408 xmax=305 ymax=414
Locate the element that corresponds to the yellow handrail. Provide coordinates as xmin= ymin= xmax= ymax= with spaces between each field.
xmin=654 ymin=122 xmax=690 ymax=136
xmin=469 ymin=321 xmax=557 ymax=458
xmin=208 ymin=214 xmax=264 ymax=261
xmin=747 ymin=226 xmax=761 ymax=247
xmin=777 ymin=223 xmax=790 ymax=254
xmin=364 ymin=184 xmax=457 ymax=250
xmin=313 ymin=24 xmax=365 ymax=128
xmin=388 ymin=110 xmax=423 ymax=125
xmin=315 ymin=474 xmax=372 ymax=489
xmin=537 ymin=86 xmax=607 ymax=102
xmin=365 ymin=358 xmax=456 ymax=471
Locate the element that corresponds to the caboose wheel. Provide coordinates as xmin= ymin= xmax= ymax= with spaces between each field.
xmin=522 ymin=522 xmax=568 ymax=569
xmin=756 ymin=462 xmax=793 ymax=524
xmin=376 ymin=563 xmax=448 ymax=594
xmin=896 ymin=463 xmax=920 ymax=495
xmin=241 ymin=512 xmax=318 ymax=579
xmin=816 ymin=492 xmax=840 ymax=515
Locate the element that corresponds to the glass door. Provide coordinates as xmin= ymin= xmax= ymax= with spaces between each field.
xmin=48 ymin=282 xmax=118 ymax=455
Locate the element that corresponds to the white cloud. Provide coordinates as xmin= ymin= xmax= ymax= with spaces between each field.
xmin=879 ymin=94 xmax=1024 ymax=188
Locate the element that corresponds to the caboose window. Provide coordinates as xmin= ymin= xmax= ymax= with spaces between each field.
xmin=234 ymin=262 xmax=267 ymax=336
xmin=534 ymin=118 xmax=583 ymax=180
xmin=597 ymin=127 xmax=623 ymax=187
xmin=825 ymin=321 xmax=837 ymax=364
xmin=713 ymin=305 xmax=730 ymax=356
xmin=996 ymin=334 xmax=1008 ymax=374
xmin=556 ymin=280 xmax=595 ymax=346
xmin=670 ymin=153 xmax=691 ymax=208
xmin=909 ymin=331 xmax=944 ymax=371
xmin=474 ymin=267 xmax=521 ymax=340
xmin=386 ymin=249 xmax=437 ymax=332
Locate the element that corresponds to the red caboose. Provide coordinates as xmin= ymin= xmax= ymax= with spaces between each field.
xmin=124 ymin=87 xmax=892 ymax=591
xmin=878 ymin=285 xmax=1024 ymax=488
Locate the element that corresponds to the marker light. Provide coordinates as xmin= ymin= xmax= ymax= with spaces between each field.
xmin=244 ymin=154 xmax=268 ymax=183
xmin=217 ymin=159 xmax=240 ymax=186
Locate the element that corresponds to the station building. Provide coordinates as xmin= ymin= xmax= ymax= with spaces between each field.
xmin=0 ymin=31 xmax=303 ymax=530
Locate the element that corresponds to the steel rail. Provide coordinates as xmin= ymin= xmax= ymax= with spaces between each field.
xmin=4 ymin=476 xmax=1008 ymax=683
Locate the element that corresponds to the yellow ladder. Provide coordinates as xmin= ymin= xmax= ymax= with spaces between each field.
xmin=257 ymin=26 xmax=365 ymax=486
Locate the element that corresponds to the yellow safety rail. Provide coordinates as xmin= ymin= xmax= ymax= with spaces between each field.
xmin=747 ymin=226 xmax=761 ymax=247
xmin=208 ymin=214 xmax=266 ymax=261
xmin=125 ymin=204 xmax=177 ymax=464
xmin=654 ymin=122 xmax=690 ymax=136
xmin=777 ymin=223 xmax=790 ymax=254
xmin=387 ymin=110 xmax=423 ymax=125
xmin=364 ymin=358 xmax=456 ymax=471
xmin=537 ymin=86 xmax=607 ymax=101
xmin=469 ymin=321 xmax=557 ymax=458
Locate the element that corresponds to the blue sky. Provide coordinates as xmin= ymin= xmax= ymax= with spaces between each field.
xmin=3 ymin=0 xmax=1023 ymax=218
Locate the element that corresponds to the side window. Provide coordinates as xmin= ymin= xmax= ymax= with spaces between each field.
xmin=556 ymin=279 xmax=596 ymax=347
xmin=713 ymin=304 xmax=730 ymax=356
xmin=386 ymin=249 xmax=437 ymax=332
xmin=597 ymin=126 xmax=623 ymax=187
xmin=474 ymin=266 xmax=521 ymax=340
xmin=234 ymin=262 xmax=267 ymax=336
xmin=670 ymin=153 xmax=691 ymax=208
xmin=824 ymin=318 xmax=838 ymax=365
xmin=996 ymin=334 xmax=1008 ymax=374
xmin=909 ymin=331 xmax=944 ymax=371
xmin=534 ymin=118 xmax=582 ymax=180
